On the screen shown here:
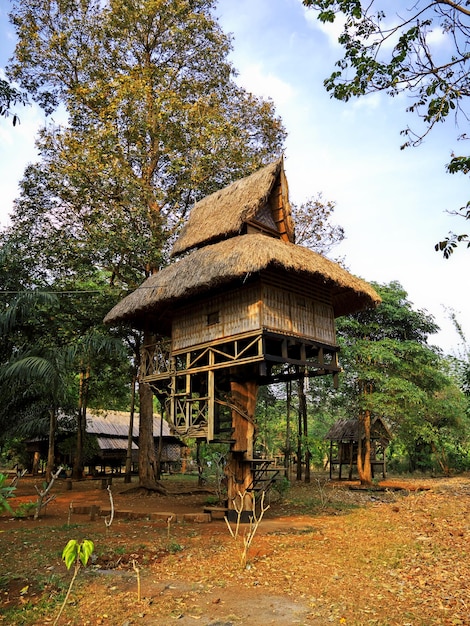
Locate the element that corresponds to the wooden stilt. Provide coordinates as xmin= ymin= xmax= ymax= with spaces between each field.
xmin=225 ymin=377 xmax=258 ymax=512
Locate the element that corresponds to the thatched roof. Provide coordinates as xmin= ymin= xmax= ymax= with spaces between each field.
xmin=170 ymin=158 xmax=294 ymax=258
xmin=325 ymin=417 xmax=392 ymax=442
xmin=104 ymin=233 xmax=381 ymax=328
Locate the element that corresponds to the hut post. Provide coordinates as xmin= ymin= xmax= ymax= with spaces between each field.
xmin=329 ymin=440 xmax=333 ymax=480
xmin=348 ymin=441 xmax=354 ymax=480
xmin=285 ymin=378 xmax=292 ymax=474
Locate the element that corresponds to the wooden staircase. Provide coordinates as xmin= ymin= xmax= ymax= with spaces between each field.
xmin=247 ymin=458 xmax=281 ymax=496
xmin=211 ymin=397 xmax=281 ymax=498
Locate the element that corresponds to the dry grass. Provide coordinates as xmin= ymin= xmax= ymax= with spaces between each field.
xmin=0 ymin=473 xmax=469 ymax=625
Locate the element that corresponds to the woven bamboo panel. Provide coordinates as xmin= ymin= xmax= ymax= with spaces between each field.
xmin=172 ymin=285 xmax=261 ymax=350
xmin=172 ymin=278 xmax=336 ymax=351
xmin=261 ymin=283 xmax=335 ymax=344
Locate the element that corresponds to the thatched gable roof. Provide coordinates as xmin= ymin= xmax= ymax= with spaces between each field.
xmin=325 ymin=417 xmax=392 ymax=442
xmin=170 ymin=158 xmax=294 ymax=258
xmin=104 ymin=233 xmax=381 ymax=328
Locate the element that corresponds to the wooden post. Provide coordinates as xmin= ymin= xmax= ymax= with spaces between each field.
xmin=32 ymin=451 xmax=40 ymax=476
xmin=225 ymin=376 xmax=258 ymax=512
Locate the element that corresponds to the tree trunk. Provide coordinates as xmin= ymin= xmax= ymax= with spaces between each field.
xmin=296 ymin=376 xmax=302 ymax=481
xmin=284 ymin=379 xmax=291 ymax=474
xmin=124 ymin=372 xmax=137 ymax=483
xmin=138 ymin=379 xmax=158 ymax=488
xmin=357 ymin=411 xmax=372 ymax=485
xmin=133 ymin=329 xmax=166 ymax=495
xmin=196 ymin=439 xmax=204 ymax=487
xmin=73 ymin=366 xmax=89 ymax=480
xmin=46 ymin=408 xmax=57 ymax=482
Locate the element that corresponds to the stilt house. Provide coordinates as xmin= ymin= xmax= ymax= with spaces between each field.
xmin=105 ymin=158 xmax=381 ymax=507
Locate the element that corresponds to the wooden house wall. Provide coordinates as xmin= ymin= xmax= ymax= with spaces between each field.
xmin=261 ymin=284 xmax=335 ymax=345
xmin=171 ymin=277 xmax=336 ymax=351
xmin=172 ymin=285 xmax=261 ymax=351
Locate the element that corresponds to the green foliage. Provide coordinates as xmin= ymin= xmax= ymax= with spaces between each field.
xmin=336 ymin=281 xmax=469 ymax=473
xmin=271 ymin=475 xmax=291 ymax=501
xmin=0 ymin=77 xmax=27 ymax=125
xmin=303 ymin=0 xmax=470 ymax=255
xmin=14 ymin=501 xmax=37 ymax=518
xmin=0 ymin=473 xmax=15 ymax=514
xmin=167 ymin=541 xmax=183 ymax=554
xmin=61 ymin=539 xmax=94 ymax=570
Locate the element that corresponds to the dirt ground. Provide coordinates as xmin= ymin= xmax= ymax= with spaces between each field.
xmin=1 ymin=472 xmax=469 ymax=625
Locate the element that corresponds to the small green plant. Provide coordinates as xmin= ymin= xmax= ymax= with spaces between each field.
xmin=271 ymin=476 xmax=290 ymax=501
xmin=0 ymin=473 xmax=16 ymax=514
xmin=53 ymin=539 xmax=94 ymax=626
xmin=14 ymin=501 xmax=37 ymax=518
xmin=167 ymin=540 xmax=183 ymax=553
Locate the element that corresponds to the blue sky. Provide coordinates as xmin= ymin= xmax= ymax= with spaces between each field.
xmin=1 ymin=0 xmax=469 ymax=354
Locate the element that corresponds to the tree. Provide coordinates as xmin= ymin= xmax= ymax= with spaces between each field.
xmin=72 ymin=330 xmax=127 ymax=479
xmin=336 ymin=281 xmax=468 ymax=481
xmin=303 ymin=0 xmax=470 ymax=256
xmin=5 ymin=0 xmax=286 ymax=489
xmin=0 ymin=291 xmax=67 ymax=477
xmin=293 ymin=194 xmax=345 ymax=255
xmin=0 ymin=253 xmax=132 ymax=471
xmin=0 ymin=78 xmax=27 ymax=125
xmin=1 ymin=347 xmax=76 ymax=481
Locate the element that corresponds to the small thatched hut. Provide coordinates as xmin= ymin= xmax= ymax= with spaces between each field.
xmin=325 ymin=417 xmax=392 ymax=480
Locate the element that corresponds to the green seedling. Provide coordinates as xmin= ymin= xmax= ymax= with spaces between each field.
xmin=53 ymin=539 xmax=94 ymax=626
xmin=0 ymin=473 xmax=16 ymax=514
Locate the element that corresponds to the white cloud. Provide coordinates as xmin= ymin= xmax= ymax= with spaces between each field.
xmin=303 ymin=5 xmax=346 ymax=47
xmin=236 ymin=63 xmax=296 ymax=105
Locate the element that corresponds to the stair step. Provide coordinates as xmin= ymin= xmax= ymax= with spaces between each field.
xmin=209 ymin=438 xmax=235 ymax=444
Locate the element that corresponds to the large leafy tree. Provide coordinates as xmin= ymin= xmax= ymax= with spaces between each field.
xmin=0 ymin=78 xmax=27 ymax=125
xmin=303 ymin=0 xmax=470 ymax=257
xmin=4 ymin=0 xmax=286 ymax=489
xmin=0 ymin=278 xmax=130 ymax=478
xmin=336 ymin=281 xmax=468 ymax=481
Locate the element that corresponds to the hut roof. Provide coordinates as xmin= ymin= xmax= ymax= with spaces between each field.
xmin=86 ymin=410 xmax=173 ymax=439
xmin=325 ymin=417 xmax=392 ymax=442
xmin=104 ymin=233 xmax=381 ymax=328
xmin=170 ymin=158 xmax=294 ymax=257
xmin=96 ymin=436 xmax=138 ymax=451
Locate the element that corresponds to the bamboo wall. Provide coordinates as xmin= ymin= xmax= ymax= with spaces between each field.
xmin=171 ymin=277 xmax=336 ymax=351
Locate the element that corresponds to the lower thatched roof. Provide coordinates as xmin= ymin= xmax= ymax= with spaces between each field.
xmin=105 ymin=234 xmax=380 ymax=328
xmin=86 ymin=410 xmax=173 ymax=439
